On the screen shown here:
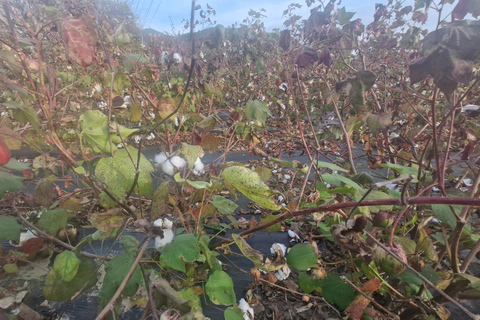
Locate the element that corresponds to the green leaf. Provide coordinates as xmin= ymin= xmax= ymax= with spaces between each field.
xmin=224 ymin=307 xmax=245 ymax=320
xmin=212 ymin=195 xmax=238 ymax=215
xmin=350 ymin=172 xmax=374 ymax=185
xmin=197 ymin=115 xmax=217 ymax=130
xmin=354 ymin=189 xmax=393 ymax=213
xmin=113 ymin=71 xmax=131 ymax=94
xmin=319 ymin=274 xmax=355 ymax=310
xmin=3 ymin=263 xmax=19 ymax=274
xmin=79 ymin=110 xmax=137 ymax=153
xmin=96 ymin=147 xmax=154 ymax=207
xmin=348 ymin=70 xmax=376 ymax=110
xmin=178 ymin=288 xmax=203 ymax=313
xmin=174 ymin=173 xmax=213 ymax=189
xmin=222 ymin=166 xmax=281 ymax=211
xmin=5 ymin=102 xmax=40 ymax=131
xmin=160 ymin=234 xmax=203 ymax=272
xmin=37 ymin=209 xmax=68 ymax=236
xmin=99 ymin=253 xmax=142 ymax=304
xmin=432 ymin=204 xmax=457 ymax=229
xmin=455 ymin=273 xmax=480 ymax=292
xmin=121 ymin=235 xmax=140 ymax=256
xmin=44 ymin=256 xmax=97 ymax=301
xmin=337 ymin=6 xmax=356 ymax=25
xmin=314 ymin=160 xmax=348 ymax=172
xmin=346 ymin=116 xmax=363 ymax=136
xmin=4 ymin=159 xmax=30 ymax=171
xmin=286 ymin=243 xmax=318 ymax=270
xmin=298 ymin=272 xmax=322 ymax=293
xmin=255 ymin=56 xmax=265 ymax=73
xmin=204 ymin=82 xmax=223 ymax=99
xmin=205 ymin=270 xmax=236 ymax=305
xmin=245 ymin=100 xmax=271 ymax=126
xmin=379 ymin=162 xmax=419 ymax=182
xmin=122 ymin=53 xmax=147 ymax=73
xmin=261 ymin=214 xmax=282 ymax=233
xmin=0 ymin=171 xmax=26 ymax=197
xmin=364 ymin=112 xmax=392 ymax=133
xmin=53 ymin=251 xmax=81 ymax=283
xmin=0 ymin=216 xmax=23 ymax=241
xmin=179 ymin=143 xmax=204 ymax=168
xmin=151 ymin=182 xmax=171 ymax=219
xmin=322 ymin=173 xmax=362 ymax=191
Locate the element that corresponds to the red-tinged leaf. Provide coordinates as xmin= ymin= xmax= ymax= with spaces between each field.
xmin=229 ymin=111 xmax=240 ymax=122
xmin=192 ymin=131 xmax=202 ymax=145
xmin=279 ymin=29 xmax=291 ymax=51
xmin=63 ymin=15 xmax=95 ymax=67
xmin=22 ymin=170 xmax=34 ymax=179
xmin=22 ymin=238 xmax=45 ymax=257
xmin=201 ymin=133 xmax=220 ymax=153
xmin=345 ymin=295 xmax=371 ymax=320
xmin=296 ymin=48 xmax=318 ymax=68
xmin=0 ymin=127 xmax=22 ymax=151
xmin=360 ymin=278 xmax=381 ymax=293
xmin=0 ymin=138 xmax=11 ymax=165
xmin=319 ymin=48 xmax=333 ymax=67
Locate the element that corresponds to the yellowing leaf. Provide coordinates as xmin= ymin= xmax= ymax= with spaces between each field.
xmin=232 ymin=234 xmax=286 ymax=272
xmin=222 ymin=166 xmax=281 ymax=211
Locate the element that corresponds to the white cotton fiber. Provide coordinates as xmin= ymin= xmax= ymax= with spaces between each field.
xmin=154 ymin=152 xmax=168 ymax=165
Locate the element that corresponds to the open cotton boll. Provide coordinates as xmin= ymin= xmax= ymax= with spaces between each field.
xmin=270 ymin=243 xmax=287 ymax=256
xmin=161 ymin=161 xmax=175 ymax=175
xmin=154 ymin=152 xmax=168 ymax=165
xmin=155 ymin=229 xmax=175 ymax=249
xmin=193 ymin=157 xmax=205 ymax=175
xmin=169 ymin=156 xmax=186 ymax=169
xmin=238 ymin=299 xmax=254 ymax=320
xmin=274 ymin=265 xmax=291 ymax=281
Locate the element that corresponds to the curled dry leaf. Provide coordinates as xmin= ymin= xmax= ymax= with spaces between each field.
xmin=332 ymin=217 xmax=374 ymax=264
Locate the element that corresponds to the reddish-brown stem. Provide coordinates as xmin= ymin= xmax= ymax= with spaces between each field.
xmin=389 ymin=206 xmax=409 ymax=247
xmin=210 ymin=196 xmax=480 ymax=250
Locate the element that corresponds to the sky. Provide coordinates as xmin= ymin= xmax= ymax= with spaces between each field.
xmin=129 ymin=0 xmax=452 ymax=34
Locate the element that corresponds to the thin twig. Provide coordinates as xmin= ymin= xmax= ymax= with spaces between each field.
xmin=342 ymin=276 xmax=400 ymax=320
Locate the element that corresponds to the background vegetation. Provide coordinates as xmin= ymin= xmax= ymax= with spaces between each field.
xmin=1 ymin=0 xmax=480 ymax=319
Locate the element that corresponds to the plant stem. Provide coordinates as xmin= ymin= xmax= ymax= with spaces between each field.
xmin=96 ymin=237 xmax=151 ymax=320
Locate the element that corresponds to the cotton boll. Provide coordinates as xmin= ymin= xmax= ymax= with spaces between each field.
xmin=238 ymin=299 xmax=254 ymax=320
xmin=274 ymin=265 xmax=291 ymax=281
xmin=155 ymin=229 xmax=175 ymax=249
xmin=154 ymin=152 xmax=168 ymax=165
xmin=170 ymin=156 xmax=186 ymax=169
xmin=173 ymin=53 xmax=182 ymax=64
xmin=270 ymin=243 xmax=287 ymax=256
xmin=193 ymin=157 xmax=205 ymax=175
xmin=288 ymin=230 xmax=300 ymax=240
xmin=161 ymin=161 xmax=175 ymax=175
xmin=153 ymin=218 xmax=164 ymax=228
xmin=162 ymin=218 xmax=173 ymax=229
